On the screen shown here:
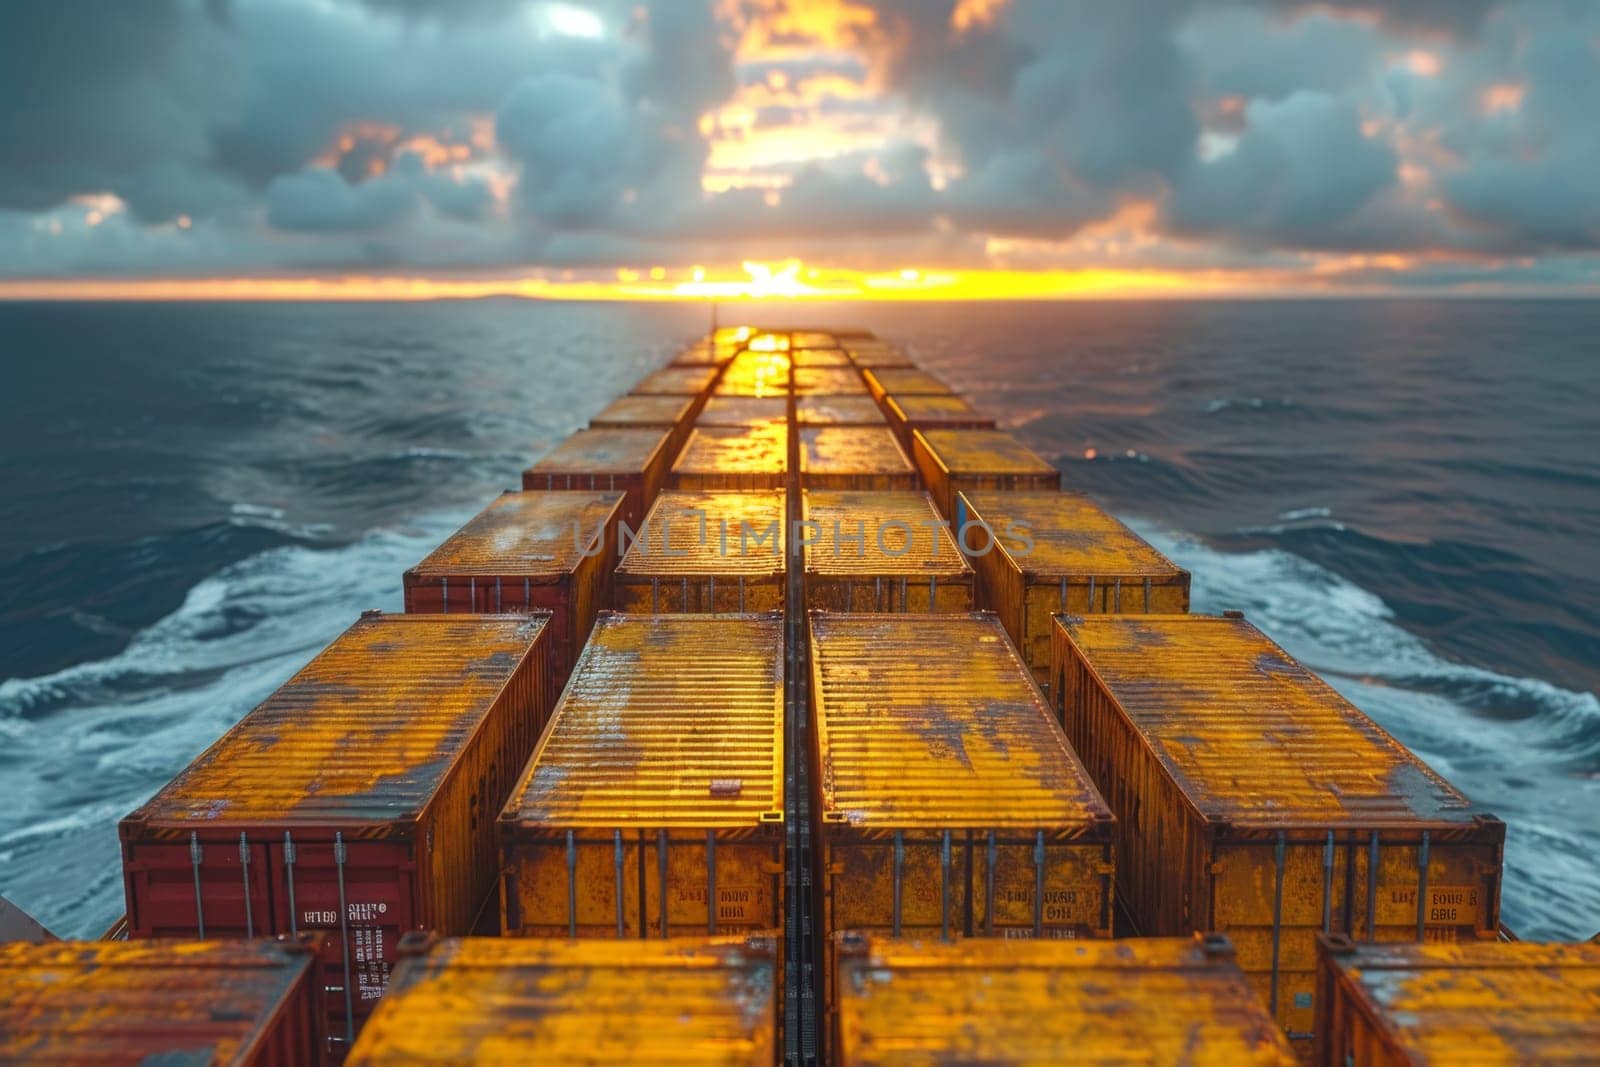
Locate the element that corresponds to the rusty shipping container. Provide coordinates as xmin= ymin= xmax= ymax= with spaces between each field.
xmin=862 ymin=367 xmax=955 ymax=403
xmin=798 ymin=426 xmax=919 ymax=491
xmin=790 ymin=330 xmax=838 ymax=348
xmin=347 ymin=936 xmax=778 ymax=1065
xmin=630 ymin=364 xmax=720 ymax=397
xmin=696 ymin=395 xmax=789 ymax=429
xmin=521 ymin=426 xmax=674 ymax=531
xmin=793 ymin=366 xmax=869 ymax=396
xmin=1313 ymin=935 xmax=1600 ymax=1066
xmin=790 ymin=346 xmax=852 ymax=367
xmin=833 ymin=934 xmax=1296 ymax=1066
xmin=614 ymin=490 xmax=787 ymax=613
xmin=0 ymin=937 xmax=326 ymax=1066
xmin=1050 ymin=613 xmax=1506 ymax=1043
xmin=670 ymin=341 xmax=740 ymax=367
xmin=845 ymin=343 xmax=915 ymax=369
xmin=809 ymin=612 xmax=1116 ymax=1019
xmin=883 ymin=393 xmax=996 ymax=447
xmin=959 ymin=490 xmax=1190 ymax=689
xmin=795 ymin=395 xmax=886 ymax=427
xmin=500 ymin=614 xmax=785 ymax=941
xmin=801 ymin=491 xmax=973 ymax=613
xmin=672 ymin=424 xmax=789 ymax=492
xmin=403 ymin=491 xmax=623 ymax=701
xmin=912 ymin=428 xmax=1061 ymax=519
xmin=589 ymin=393 xmax=698 ymax=455
xmin=715 ymin=350 xmax=791 ymax=398
xmin=120 ymin=613 xmax=555 ymax=1047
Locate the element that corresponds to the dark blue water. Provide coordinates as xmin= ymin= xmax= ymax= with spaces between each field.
xmin=1 ymin=299 xmax=1595 ymax=941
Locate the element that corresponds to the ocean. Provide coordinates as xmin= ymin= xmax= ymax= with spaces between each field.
xmin=0 ymin=298 xmax=1595 ymax=940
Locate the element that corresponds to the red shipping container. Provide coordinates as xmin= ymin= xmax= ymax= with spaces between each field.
xmin=118 ymin=613 xmax=555 ymax=1054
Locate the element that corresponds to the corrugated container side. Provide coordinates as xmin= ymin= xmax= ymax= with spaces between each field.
xmin=795 ymin=395 xmax=887 ymax=427
xmin=671 ymin=425 xmax=789 ymax=492
xmin=1049 ymin=614 xmax=1505 ymax=1043
xmin=345 ymin=936 xmax=779 ymax=1065
xmin=614 ymin=491 xmax=787 ymax=613
xmin=911 ymin=429 xmax=1062 ymax=519
xmin=801 ymin=491 xmax=973 ymax=613
xmin=861 ymin=367 xmax=954 ymax=402
xmin=119 ymin=614 xmax=555 ymax=1046
xmin=957 ymin=491 xmax=1190 ymax=690
xmin=402 ymin=491 xmax=624 ymax=705
xmin=798 ymin=427 xmax=919 ymax=492
xmin=590 ymin=393 xmax=698 ymax=455
xmin=832 ymin=934 xmax=1298 ymax=1067
xmin=1312 ymin=935 xmax=1600 ymax=1066
xmin=0 ymin=937 xmax=326 ymax=1066
xmin=500 ymin=614 xmax=785 ymax=943
xmin=809 ymin=613 xmax=1116 ymax=1022
xmin=520 ymin=427 xmax=674 ymax=531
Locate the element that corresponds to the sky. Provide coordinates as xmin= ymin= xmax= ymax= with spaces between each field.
xmin=2 ymin=0 xmax=1599 ymax=299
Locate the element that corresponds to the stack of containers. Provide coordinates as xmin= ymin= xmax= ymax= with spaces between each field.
xmin=911 ymin=428 xmax=1061 ymax=519
xmin=797 ymin=427 xmax=918 ymax=492
xmin=589 ymin=394 xmax=697 ymax=457
xmin=801 ymin=491 xmax=973 ymax=612
xmin=521 ymin=427 xmax=676 ymax=531
xmin=614 ymin=490 xmax=787 ymax=612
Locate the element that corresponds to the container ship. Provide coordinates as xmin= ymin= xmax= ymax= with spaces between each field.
xmin=3 ymin=326 xmax=1595 ymax=1065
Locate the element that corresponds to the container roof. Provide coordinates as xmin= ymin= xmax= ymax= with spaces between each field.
xmin=811 ymin=613 xmax=1110 ymax=829
xmin=802 ymin=491 xmax=970 ymax=579
xmin=409 ymin=491 xmax=623 ymax=579
xmin=526 ymin=427 xmax=670 ymax=476
xmin=696 ymin=396 xmax=788 ymax=428
xmin=888 ymin=393 xmax=990 ymax=419
xmin=504 ymin=614 xmax=784 ymax=829
xmin=1057 ymin=614 xmax=1480 ymax=828
xmin=793 ymin=366 xmax=868 ymax=396
xmin=795 ymin=395 xmax=886 ymax=427
xmin=961 ymin=491 xmax=1185 ymax=579
xmin=865 ymin=367 xmax=954 ymax=395
xmin=916 ymin=429 xmax=1057 ymax=477
xmin=617 ymin=491 xmax=786 ymax=578
xmin=590 ymin=393 xmax=695 ymax=427
xmin=630 ymin=365 xmax=718 ymax=395
xmin=673 ymin=425 xmax=789 ymax=478
xmin=799 ymin=427 xmax=915 ymax=479
xmin=130 ymin=614 xmax=548 ymax=827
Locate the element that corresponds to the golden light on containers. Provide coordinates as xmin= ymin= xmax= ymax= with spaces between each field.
xmin=883 ymin=393 xmax=996 ymax=448
xmin=498 ymin=614 xmax=784 ymax=941
xmin=911 ymin=428 xmax=1061 ymax=519
xmin=797 ymin=426 xmax=918 ymax=491
xmin=614 ymin=490 xmax=787 ymax=612
xmin=630 ymin=364 xmax=719 ymax=397
xmin=809 ymin=612 xmax=1116 ymax=1023
xmin=801 ymin=491 xmax=973 ymax=612
xmin=521 ymin=426 xmax=675 ymax=531
xmin=671 ymin=424 xmax=789 ymax=492
xmin=792 ymin=365 xmax=869 ymax=396
xmin=795 ymin=395 xmax=887 ymax=428
xmin=403 ymin=490 xmax=624 ymax=703
xmin=862 ymin=367 xmax=955 ymax=404
xmin=958 ymin=490 xmax=1191 ymax=689
xmin=695 ymin=396 xmax=788 ymax=429
xmin=715 ymin=349 xmax=791 ymax=398
xmin=119 ymin=613 xmax=557 ymax=1049
xmin=1313 ymin=936 xmax=1600 ymax=1066
xmin=845 ymin=342 xmax=915 ymax=368
xmin=345 ymin=936 xmax=778 ymax=1065
xmin=589 ymin=393 xmax=697 ymax=456
xmin=0 ymin=937 xmax=328 ymax=1066
xmin=790 ymin=346 xmax=852 ymax=367
xmin=790 ymin=331 xmax=838 ymax=348
xmin=1049 ymin=613 xmax=1506 ymax=1045
xmin=832 ymin=934 xmax=1297 ymax=1066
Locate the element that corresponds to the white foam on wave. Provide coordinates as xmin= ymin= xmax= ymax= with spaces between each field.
xmin=1128 ymin=516 xmax=1600 ymax=940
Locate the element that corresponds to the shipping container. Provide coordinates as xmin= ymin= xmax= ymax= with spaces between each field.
xmin=500 ymin=614 xmax=785 ymax=942
xmin=713 ymin=325 xmax=757 ymax=347
xmin=615 ymin=490 xmax=787 ymax=612
xmin=715 ymin=350 xmax=791 ymax=398
xmin=745 ymin=331 xmax=791 ymax=352
xmin=791 ymin=346 xmax=852 ymax=367
xmin=1050 ymin=613 xmax=1506 ymax=1044
xmin=845 ymin=344 xmax=915 ymax=369
xmin=1313 ymin=935 xmax=1600 ymax=1066
xmin=671 ymin=425 xmax=789 ymax=492
xmin=590 ymin=393 xmax=698 ymax=455
xmin=670 ymin=342 xmax=740 ymax=367
xmin=862 ymin=367 xmax=955 ymax=403
xmin=833 ymin=933 xmax=1297 ymax=1066
xmin=958 ymin=490 xmax=1191 ymax=689
xmin=801 ymin=491 xmax=973 ymax=612
xmin=120 ymin=613 xmax=556 ymax=1049
xmin=795 ymin=395 xmax=887 ymax=427
xmin=793 ymin=366 xmax=869 ymax=396
xmin=521 ymin=426 xmax=674 ymax=530
xmin=403 ymin=491 xmax=624 ymax=701
xmin=798 ymin=427 xmax=918 ymax=491
xmin=630 ymin=364 xmax=719 ymax=397
xmin=809 ymin=612 xmax=1116 ymax=1020
xmin=791 ymin=330 xmax=838 ymax=348
xmin=0 ymin=936 xmax=327 ymax=1066
xmin=696 ymin=396 xmax=789 ymax=429
xmin=912 ymin=428 xmax=1061 ymax=519
xmin=883 ymin=393 xmax=995 ymax=447
xmin=346 ymin=936 xmax=779 ymax=1065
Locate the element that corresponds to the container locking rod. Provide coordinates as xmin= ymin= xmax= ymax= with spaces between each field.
xmin=1270 ymin=831 xmax=1286 ymax=1017
xmin=566 ymin=830 xmax=579 ymax=938
xmin=1416 ymin=831 xmax=1431 ymax=941
xmin=238 ymin=833 xmax=254 ymax=939
xmin=940 ymin=830 xmax=952 ymax=942
xmin=614 ymin=831 xmax=626 ymax=937
xmin=707 ymin=829 xmax=718 ymax=935
xmin=333 ymin=833 xmax=354 ymax=1045
xmin=891 ymin=831 xmax=904 ymax=937
xmin=189 ymin=832 xmax=206 ymax=940
xmin=984 ymin=831 xmax=997 ymax=936
xmin=1033 ymin=831 xmax=1046 ymax=937
xmin=1322 ymin=831 xmax=1335 ymax=934
xmin=284 ymin=832 xmax=298 ymax=936
xmin=658 ymin=829 xmax=670 ymax=938
xmin=1367 ymin=832 xmax=1380 ymax=941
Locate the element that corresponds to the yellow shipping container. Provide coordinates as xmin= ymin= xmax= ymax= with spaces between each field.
xmin=1050 ymin=613 xmax=1506 ymax=1044
xmin=672 ymin=425 xmax=789 ymax=491
xmin=795 ymin=395 xmax=886 ymax=427
xmin=958 ymin=490 xmax=1190 ymax=689
xmin=833 ymin=934 xmax=1297 ymax=1066
xmin=346 ymin=936 xmax=778 ymax=1066
xmin=845 ymin=343 xmax=914 ymax=369
xmin=790 ymin=331 xmax=838 ymax=349
xmin=791 ymin=346 xmax=852 ymax=367
xmin=715 ymin=350 xmax=790 ymax=398
xmin=883 ymin=393 xmax=995 ymax=447
xmin=615 ymin=491 xmax=786 ymax=613
xmin=862 ymin=367 xmax=954 ymax=402
xmin=590 ymin=393 xmax=698 ymax=455
xmin=912 ymin=428 xmax=1060 ymax=519
xmin=801 ymin=491 xmax=973 ymax=612
xmin=798 ymin=427 xmax=918 ymax=491
xmin=521 ymin=427 xmax=674 ymax=531
xmin=1313 ymin=935 xmax=1600 ymax=1066
xmin=500 ymin=613 xmax=785 ymax=940
xmin=631 ymin=364 xmax=719 ymax=397
xmin=810 ymin=612 xmax=1116 ymax=1021
xmin=793 ymin=366 xmax=868 ymax=396
xmin=696 ymin=396 xmax=788 ymax=429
